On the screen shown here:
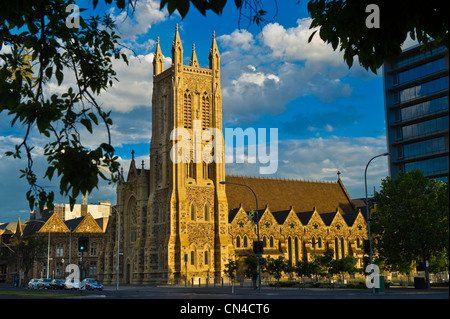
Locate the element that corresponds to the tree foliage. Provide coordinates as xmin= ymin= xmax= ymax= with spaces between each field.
xmin=160 ymin=0 xmax=448 ymax=73
xmin=224 ymin=259 xmax=239 ymax=281
xmin=372 ymin=170 xmax=449 ymax=278
xmin=243 ymin=255 xmax=259 ymax=286
xmin=307 ymin=0 xmax=449 ymax=73
xmin=0 ymin=0 xmax=136 ymax=210
xmin=12 ymin=236 xmax=47 ymax=280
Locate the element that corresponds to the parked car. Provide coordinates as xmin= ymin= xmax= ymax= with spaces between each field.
xmin=37 ymin=278 xmax=52 ymax=289
xmin=64 ymin=278 xmax=80 ymax=290
xmin=81 ymin=278 xmax=103 ymax=291
xmin=27 ymin=278 xmax=42 ymax=289
xmin=50 ymin=279 xmax=65 ymax=289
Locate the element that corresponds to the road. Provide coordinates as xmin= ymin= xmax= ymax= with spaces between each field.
xmin=1 ymin=283 xmax=448 ymax=299
xmin=1 ymin=284 xmax=447 ymax=317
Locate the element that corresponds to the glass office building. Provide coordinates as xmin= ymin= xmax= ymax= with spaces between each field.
xmin=383 ymin=44 xmax=449 ymax=182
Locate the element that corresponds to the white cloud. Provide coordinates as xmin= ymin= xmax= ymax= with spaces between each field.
xmin=216 ymin=18 xmax=374 ymax=125
xmin=217 ymin=29 xmax=255 ymax=51
xmin=225 ymin=135 xmax=389 ymax=199
xmin=260 ymin=18 xmax=344 ymax=68
xmin=110 ymin=0 xmax=168 ymax=42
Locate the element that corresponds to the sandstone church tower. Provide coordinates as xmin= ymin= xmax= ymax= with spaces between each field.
xmin=143 ymin=25 xmax=233 ymax=284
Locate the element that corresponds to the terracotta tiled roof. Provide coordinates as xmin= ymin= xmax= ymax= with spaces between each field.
xmin=225 ymin=175 xmax=356 ymax=215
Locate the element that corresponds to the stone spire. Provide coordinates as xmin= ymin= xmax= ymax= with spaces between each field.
xmin=189 ymin=43 xmax=199 ymax=67
xmin=153 ymin=36 xmax=164 ymax=76
xmin=171 ymin=23 xmax=183 ymax=69
xmin=209 ymin=31 xmax=220 ymax=75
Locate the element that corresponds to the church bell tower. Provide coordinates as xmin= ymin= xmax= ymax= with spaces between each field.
xmin=144 ymin=25 xmax=233 ymax=284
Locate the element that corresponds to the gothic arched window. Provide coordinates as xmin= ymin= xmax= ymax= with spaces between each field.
xmin=190 ymin=203 xmax=196 ymax=221
xmin=204 ymin=203 xmax=209 ymax=221
xmin=183 ymin=92 xmax=192 ymax=129
xmin=201 ymin=95 xmax=210 ymax=129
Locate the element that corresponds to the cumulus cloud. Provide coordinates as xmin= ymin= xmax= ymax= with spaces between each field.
xmin=217 ymin=18 xmax=373 ymax=126
xmin=225 ymin=135 xmax=389 ymax=199
xmin=109 ymin=0 xmax=168 ymax=44
xmin=217 ymin=29 xmax=255 ymax=51
xmin=260 ymin=18 xmax=344 ymax=67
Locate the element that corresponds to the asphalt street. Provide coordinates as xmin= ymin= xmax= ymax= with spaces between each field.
xmin=1 ymin=284 xmax=448 ymax=318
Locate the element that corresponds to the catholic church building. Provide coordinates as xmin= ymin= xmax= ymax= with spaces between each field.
xmin=98 ymin=27 xmax=368 ymax=285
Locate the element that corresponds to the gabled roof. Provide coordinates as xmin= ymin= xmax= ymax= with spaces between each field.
xmin=38 ymin=212 xmax=70 ymax=233
xmin=67 ymin=213 xmax=104 ymax=233
xmin=296 ymin=211 xmax=314 ymax=225
xmin=225 ymin=175 xmax=356 ymax=215
xmin=271 ymin=210 xmax=291 ymax=224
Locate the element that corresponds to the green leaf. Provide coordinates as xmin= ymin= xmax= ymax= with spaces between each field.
xmin=45 ymin=66 xmax=53 ymax=79
xmin=55 ymin=69 xmax=63 ymax=86
xmin=308 ymin=30 xmax=318 ymax=43
xmin=88 ymin=112 xmax=98 ymax=125
xmin=80 ymin=118 xmax=93 ymax=133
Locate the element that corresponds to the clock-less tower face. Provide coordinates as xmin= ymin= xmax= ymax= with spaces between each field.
xmin=144 ymin=25 xmax=232 ymax=283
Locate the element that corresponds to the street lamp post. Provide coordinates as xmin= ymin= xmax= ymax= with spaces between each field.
xmin=220 ymin=181 xmax=261 ymax=293
xmin=364 ymin=152 xmax=389 ymax=294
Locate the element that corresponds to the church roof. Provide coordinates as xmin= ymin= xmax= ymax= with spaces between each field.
xmin=225 ymin=175 xmax=356 ymax=215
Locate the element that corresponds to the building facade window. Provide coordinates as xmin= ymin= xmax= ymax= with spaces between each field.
xmin=404 ymin=156 xmax=449 ymax=175
xmin=396 ymin=116 xmax=449 ymax=141
xmin=56 ymin=243 xmax=64 ymax=257
xmin=393 ymin=76 xmax=449 ymax=104
xmin=400 ymin=137 xmax=447 ymax=160
xmin=183 ymin=92 xmax=192 ymax=129
xmin=204 ymin=203 xmax=209 ymax=221
xmin=90 ymin=261 xmax=97 ymax=275
xmin=190 ymin=204 xmax=196 ymax=221
xmin=394 ymin=57 xmax=446 ymax=86
xmin=201 ymin=95 xmax=210 ymax=129
xmin=90 ymin=242 xmax=98 ymax=256
xmin=394 ymin=96 xmax=448 ymax=123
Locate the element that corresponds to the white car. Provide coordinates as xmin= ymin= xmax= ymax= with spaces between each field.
xmin=27 ymin=278 xmax=42 ymax=289
xmin=64 ymin=278 xmax=80 ymax=290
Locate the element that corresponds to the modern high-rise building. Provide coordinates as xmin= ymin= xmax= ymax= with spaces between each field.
xmin=383 ymin=44 xmax=449 ymax=182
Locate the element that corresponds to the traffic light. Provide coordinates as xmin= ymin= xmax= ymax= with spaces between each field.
xmin=78 ymin=237 xmax=89 ymax=252
xmin=363 ymin=256 xmax=370 ymax=266
xmin=363 ymin=239 xmax=370 ymax=254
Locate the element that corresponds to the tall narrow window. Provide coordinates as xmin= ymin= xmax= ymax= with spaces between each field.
xmin=203 ymin=162 xmax=209 ymax=179
xmin=201 ymin=95 xmax=210 ymax=129
xmin=188 ymin=160 xmax=195 ymax=179
xmin=204 ymin=250 xmax=209 ymax=265
xmin=190 ymin=251 xmax=195 ymax=266
xmin=288 ymin=237 xmax=292 ymax=264
xmin=190 ymin=204 xmax=195 ymax=221
xmin=204 ymin=203 xmax=209 ymax=221
xmin=334 ymin=237 xmax=339 ymax=259
xmin=236 ymin=236 xmax=241 ymax=248
xmin=243 ymin=236 xmax=248 ymax=248
xmin=183 ymin=92 xmax=192 ymax=129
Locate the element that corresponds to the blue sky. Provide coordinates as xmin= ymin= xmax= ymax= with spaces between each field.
xmin=1 ymin=0 xmax=413 ymax=222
